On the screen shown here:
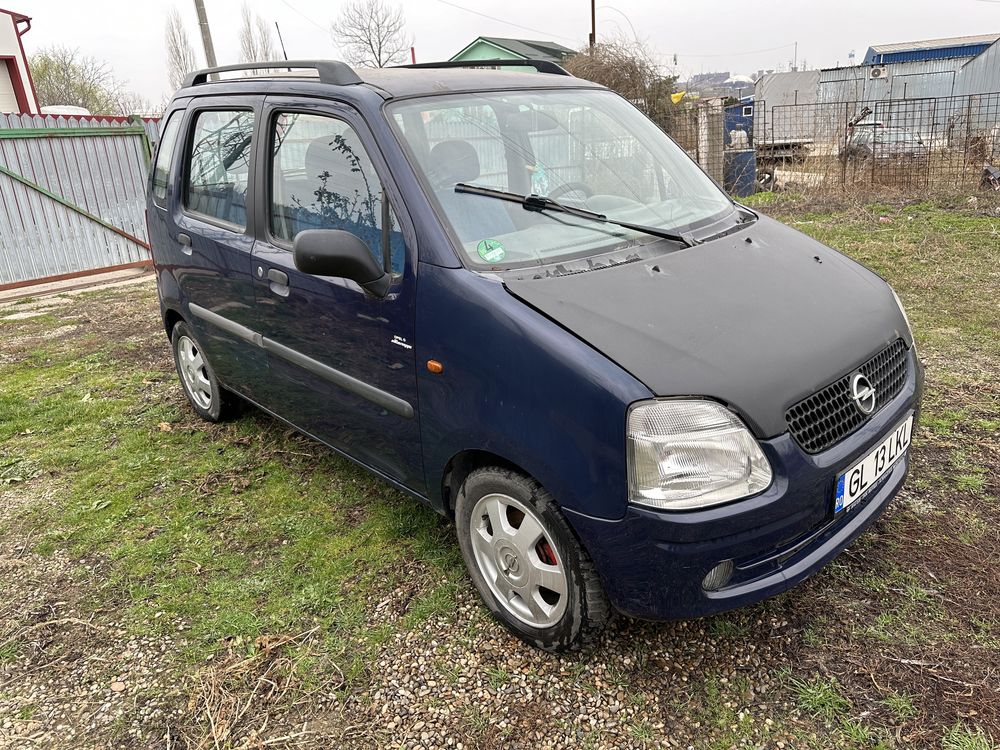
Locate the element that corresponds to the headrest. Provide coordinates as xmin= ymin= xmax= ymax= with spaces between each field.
xmin=429 ymin=140 xmax=481 ymax=186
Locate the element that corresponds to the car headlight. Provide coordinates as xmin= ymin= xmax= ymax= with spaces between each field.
xmin=627 ymin=400 xmax=772 ymax=511
xmin=889 ymin=286 xmax=913 ymax=340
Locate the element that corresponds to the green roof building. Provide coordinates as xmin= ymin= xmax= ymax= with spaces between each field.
xmin=449 ymin=37 xmax=576 ymax=71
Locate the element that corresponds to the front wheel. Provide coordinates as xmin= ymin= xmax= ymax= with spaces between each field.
xmin=455 ymin=467 xmax=610 ymax=651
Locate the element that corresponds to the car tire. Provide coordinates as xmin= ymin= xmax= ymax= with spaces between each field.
xmin=455 ymin=467 xmax=610 ymax=651
xmin=170 ymin=321 xmax=238 ymax=422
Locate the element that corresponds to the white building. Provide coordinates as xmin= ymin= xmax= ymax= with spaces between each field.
xmin=0 ymin=6 xmax=38 ymax=114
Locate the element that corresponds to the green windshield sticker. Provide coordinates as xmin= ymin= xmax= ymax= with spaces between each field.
xmin=477 ymin=239 xmax=506 ymax=263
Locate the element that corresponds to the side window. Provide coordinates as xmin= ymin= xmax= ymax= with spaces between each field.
xmin=152 ymin=113 xmax=180 ymax=203
xmin=185 ymin=110 xmax=254 ymax=228
xmin=270 ymin=112 xmax=403 ymax=274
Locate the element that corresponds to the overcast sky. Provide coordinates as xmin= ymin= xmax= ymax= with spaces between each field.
xmin=19 ymin=0 xmax=1000 ymax=104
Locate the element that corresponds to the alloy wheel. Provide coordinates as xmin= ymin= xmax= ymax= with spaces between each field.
xmin=469 ymin=492 xmax=568 ymax=628
xmin=177 ymin=335 xmax=213 ymax=410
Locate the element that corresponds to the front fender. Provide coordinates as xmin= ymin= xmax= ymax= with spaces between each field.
xmin=416 ymin=263 xmax=652 ymax=520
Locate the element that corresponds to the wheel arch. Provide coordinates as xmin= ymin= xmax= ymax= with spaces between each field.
xmin=163 ymin=306 xmax=184 ymax=338
xmin=441 ymin=448 xmax=525 ymax=519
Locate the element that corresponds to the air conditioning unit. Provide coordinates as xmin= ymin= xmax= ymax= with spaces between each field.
xmin=869 ymin=65 xmax=888 ymax=80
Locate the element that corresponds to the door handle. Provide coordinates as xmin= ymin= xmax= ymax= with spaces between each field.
xmin=267 ymin=268 xmax=290 ymax=297
xmin=177 ymin=233 xmax=192 ymax=255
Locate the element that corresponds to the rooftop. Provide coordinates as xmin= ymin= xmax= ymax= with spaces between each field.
xmin=867 ymin=33 xmax=1000 ymax=54
xmin=454 ymin=37 xmax=576 ymax=63
xmin=0 ymin=6 xmax=30 ymax=21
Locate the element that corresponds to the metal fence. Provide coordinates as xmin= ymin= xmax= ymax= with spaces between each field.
xmin=755 ymin=91 xmax=1000 ymax=192
xmin=657 ymin=102 xmax=728 ymax=186
xmin=0 ymin=113 xmax=158 ymax=289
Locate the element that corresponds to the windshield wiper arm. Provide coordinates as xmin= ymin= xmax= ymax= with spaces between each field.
xmin=454 ymin=183 xmax=697 ymax=247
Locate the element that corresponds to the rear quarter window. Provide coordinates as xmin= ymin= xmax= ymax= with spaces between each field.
xmin=151 ymin=113 xmax=181 ymax=204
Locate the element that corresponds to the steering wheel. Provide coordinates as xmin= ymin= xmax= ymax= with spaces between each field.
xmin=547 ymin=181 xmax=594 ymax=201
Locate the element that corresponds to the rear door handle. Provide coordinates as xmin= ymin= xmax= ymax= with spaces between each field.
xmin=177 ymin=233 xmax=192 ymax=255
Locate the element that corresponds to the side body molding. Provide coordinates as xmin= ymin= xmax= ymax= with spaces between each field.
xmin=188 ymin=303 xmax=413 ymax=419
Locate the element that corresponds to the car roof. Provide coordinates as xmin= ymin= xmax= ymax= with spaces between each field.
xmin=358 ymin=67 xmax=601 ymax=98
xmin=177 ymin=66 xmax=604 ymax=101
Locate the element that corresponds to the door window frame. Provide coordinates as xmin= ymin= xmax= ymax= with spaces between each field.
xmin=179 ymin=97 xmax=260 ymax=236
xmin=255 ymin=96 xmax=417 ymax=280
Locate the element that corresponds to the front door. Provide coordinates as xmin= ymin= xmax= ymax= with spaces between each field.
xmin=249 ymin=100 xmax=423 ymax=490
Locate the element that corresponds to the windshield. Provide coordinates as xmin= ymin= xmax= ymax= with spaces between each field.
xmin=388 ymin=89 xmax=735 ymax=268
xmin=877 ymin=129 xmax=919 ymax=144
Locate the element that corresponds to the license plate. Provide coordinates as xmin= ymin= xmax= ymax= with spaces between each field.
xmin=834 ymin=415 xmax=913 ymax=513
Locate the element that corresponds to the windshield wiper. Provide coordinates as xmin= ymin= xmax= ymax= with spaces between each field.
xmin=454 ymin=183 xmax=697 ymax=248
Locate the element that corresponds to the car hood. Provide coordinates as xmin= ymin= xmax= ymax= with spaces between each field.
xmin=503 ymin=215 xmax=911 ymax=438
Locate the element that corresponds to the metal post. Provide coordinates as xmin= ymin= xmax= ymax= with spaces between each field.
xmin=841 ymin=102 xmax=849 ymax=186
xmin=963 ymin=95 xmax=974 ymax=182
xmin=193 ymin=0 xmax=218 ymax=77
xmin=128 ymin=114 xmax=153 ymax=165
xmin=871 ymin=98 xmax=879 ymax=187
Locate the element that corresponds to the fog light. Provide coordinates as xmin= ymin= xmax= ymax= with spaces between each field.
xmin=702 ymin=560 xmax=734 ymax=591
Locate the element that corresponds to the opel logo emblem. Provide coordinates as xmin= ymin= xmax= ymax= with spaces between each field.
xmin=850 ymin=373 xmax=877 ymax=415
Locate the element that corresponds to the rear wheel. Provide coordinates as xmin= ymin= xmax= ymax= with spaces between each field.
xmin=455 ymin=467 xmax=610 ymax=651
xmin=170 ymin=321 xmax=237 ymax=422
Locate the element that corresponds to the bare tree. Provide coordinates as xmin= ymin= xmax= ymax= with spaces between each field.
xmin=29 ymin=46 xmax=146 ymax=115
xmin=239 ymin=4 xmax=277 ymax=66
xmin=332 ymin=0 xmax=410 ymax=68
xmin=564 ymin=36 xmax=676 ymax=126
xmin=166 ymin=7 xmax=198 ymax=91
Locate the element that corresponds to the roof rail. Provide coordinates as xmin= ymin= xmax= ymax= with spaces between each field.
xmin=183 ymin=60 xmax=362 ymax=88
xmin=396 ymin=59 xmax=571 ymax=76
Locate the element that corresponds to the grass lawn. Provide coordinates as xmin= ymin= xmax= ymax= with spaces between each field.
xmin=0 ymin=195 xmax=997 ymax=749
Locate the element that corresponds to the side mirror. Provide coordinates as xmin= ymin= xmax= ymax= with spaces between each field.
xmin=293 ymin=229 xmax=391 ymax=297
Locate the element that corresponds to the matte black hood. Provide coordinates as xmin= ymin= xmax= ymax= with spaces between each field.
xmin=504 ymin=215 xmax=911 ymax=438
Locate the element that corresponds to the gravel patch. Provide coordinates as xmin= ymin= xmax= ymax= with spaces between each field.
xmin=0 ymin=540 xmax=189 ymax=749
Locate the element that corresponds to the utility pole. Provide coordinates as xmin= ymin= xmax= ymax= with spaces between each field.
xmin=193 ymin=0 xmax=218 ymax=75
xmin=589 ymin=0 xmax=596 ymax=53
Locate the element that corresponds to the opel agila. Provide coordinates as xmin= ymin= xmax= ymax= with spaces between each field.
xmin=147 ymin=60 xmax=923 ymax=650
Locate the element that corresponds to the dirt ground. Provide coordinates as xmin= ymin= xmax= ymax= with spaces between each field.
xmin=1 ymin=197 xmax=998 ymax=749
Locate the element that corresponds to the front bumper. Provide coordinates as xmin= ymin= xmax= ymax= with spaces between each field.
xmin=566 ymin=349 xmax=924 ymax=620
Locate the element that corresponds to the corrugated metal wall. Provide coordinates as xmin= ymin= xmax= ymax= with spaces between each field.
xmin=818 ymin=59 xmax=965 ymax=102
xmin=956 ymin=43 xmax=1000 ymax=97
xmin=0 ymin=114 xmax=158 ymax=287
xmin=760 ymin=51 xmax=1000 ymax=107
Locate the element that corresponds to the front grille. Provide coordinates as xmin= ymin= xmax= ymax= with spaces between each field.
xmin=785 ymin=339 xmax=909 ymax=454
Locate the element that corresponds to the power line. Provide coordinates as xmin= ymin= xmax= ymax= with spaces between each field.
xmin=596 ymin=5 xmax=639 ymax=44
xmin=431 ymin=0 xmax=580 ymax=44
xmin=276 ymin=0 xmax=329 ymax=33
xmin=672 ymin=42 xmax=798 ymax=58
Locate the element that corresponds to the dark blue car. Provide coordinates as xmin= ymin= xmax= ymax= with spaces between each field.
xmin=147 ymin=60 xmax=923 ymax=650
